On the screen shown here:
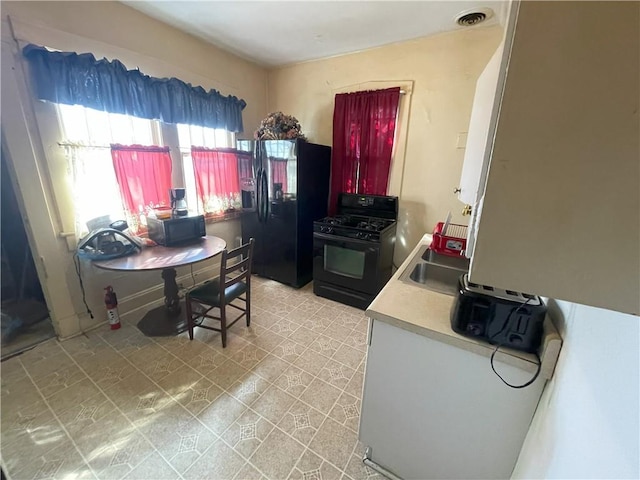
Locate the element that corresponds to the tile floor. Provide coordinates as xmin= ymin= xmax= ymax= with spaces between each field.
xmin=1 ymin=277 xmax=383 ymax=480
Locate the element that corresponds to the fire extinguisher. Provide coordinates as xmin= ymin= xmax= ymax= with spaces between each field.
xmin=104 ymin=285 xmax=121 ymax=330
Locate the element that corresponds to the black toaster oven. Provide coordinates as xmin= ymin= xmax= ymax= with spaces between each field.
xmin=450 ymin=274 xmax=547 ymax=353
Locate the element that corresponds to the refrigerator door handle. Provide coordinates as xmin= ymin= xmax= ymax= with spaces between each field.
xmin=256 ymin=168 xmax=263 ymax=223
xmin=255 ymin=169 xmax=260 ymax=223
xmin=261 ymin=168 xmax=269 ymax=223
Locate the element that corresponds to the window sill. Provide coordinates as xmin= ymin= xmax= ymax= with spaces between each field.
xmin=203 ymin=210 xmax=243 ymax=224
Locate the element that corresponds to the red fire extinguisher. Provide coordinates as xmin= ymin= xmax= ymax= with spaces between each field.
xmin=104 ymin=285 xmax=121 ymax=330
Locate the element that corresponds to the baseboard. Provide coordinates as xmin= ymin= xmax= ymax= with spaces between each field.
xmin=59 ymin=264 xmax=220 ymax=340
xmin=117 ymin=263 xmax=220 ymax=315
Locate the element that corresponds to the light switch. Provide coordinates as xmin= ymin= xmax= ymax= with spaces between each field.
xmin=456 ymin=132 xmax=468 ymax=149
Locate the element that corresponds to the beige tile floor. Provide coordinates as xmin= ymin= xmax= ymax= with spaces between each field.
xmin=1 ymin=277 xmax=383 ymax=480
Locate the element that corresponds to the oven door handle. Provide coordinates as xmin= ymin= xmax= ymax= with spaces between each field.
xmin=313 ymin=232 xmax=379 ymax=247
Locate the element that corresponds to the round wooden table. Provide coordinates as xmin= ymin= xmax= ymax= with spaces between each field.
xmin=94 ymin=235 xmax=226 ymax=336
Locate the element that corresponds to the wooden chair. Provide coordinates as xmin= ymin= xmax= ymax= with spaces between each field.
xmin=185 ymin=238 xmax=254 ymax=347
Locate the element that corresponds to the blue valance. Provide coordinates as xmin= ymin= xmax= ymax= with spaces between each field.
xmin=22 ymin=44 xmax=247 ymax=133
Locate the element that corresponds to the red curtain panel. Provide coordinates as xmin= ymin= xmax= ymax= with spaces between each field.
xmin=111 ymin=144 xmax=172 ymax=233
xmin=191 ymin=147 xmax=241 ymax=215
xmin=330 ymin=87 xmax=401 ymax=213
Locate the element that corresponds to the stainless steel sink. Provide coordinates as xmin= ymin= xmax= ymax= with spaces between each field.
xmin=400 ymin=245 xmax=469 ymax=296
xmin=421 ymin=248 xmax=470 ymax=270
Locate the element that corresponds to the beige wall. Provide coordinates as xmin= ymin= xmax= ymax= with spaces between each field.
xmin=1 ymin=1 xmax=267 ymax=338
xmin=267 ymin=26 xmax=503 ymax=263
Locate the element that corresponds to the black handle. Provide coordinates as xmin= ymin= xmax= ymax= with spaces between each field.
xmin=256 ymin=169 xmax=263 ymax=223
xmin=312 ymin=232 xmax=380 ymax=247
xmin=261 ymin=169 xmax=269 ymax=222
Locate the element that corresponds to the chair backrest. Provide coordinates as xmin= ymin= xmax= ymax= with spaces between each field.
xmin=220 ymin=238 xmax=254 ymax=292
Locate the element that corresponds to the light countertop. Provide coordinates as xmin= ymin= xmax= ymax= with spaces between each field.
xmin=366 ymin=234 xmax=562 ymax=379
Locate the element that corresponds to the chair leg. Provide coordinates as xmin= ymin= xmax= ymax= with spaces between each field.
xmin=220 ymin=306 xmax=227 ymax=348
xmin=185 ymin=295 xmax=194 ymax=341
xmin=246 ymin=290 xmax=251 ymax=327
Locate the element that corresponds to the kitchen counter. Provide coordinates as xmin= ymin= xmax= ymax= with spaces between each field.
xmin=366 ymin=234 xmax=561 ymax=378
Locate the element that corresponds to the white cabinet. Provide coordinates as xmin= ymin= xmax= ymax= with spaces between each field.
xmin=457 ymin=44 xmax=504 ymax=207
xmin=463 ymin=1 xmax=639 ymax=315
xmin=359 ymin=319 xmax=546 ymax=479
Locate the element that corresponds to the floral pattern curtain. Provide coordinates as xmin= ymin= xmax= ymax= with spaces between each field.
xmin=191 ymin=147 xmax=241 ymax=216
xmin=330 ymin=87 xmax=401 ymax=213
xmin=110 ymin=145 xmax=173 ymax=233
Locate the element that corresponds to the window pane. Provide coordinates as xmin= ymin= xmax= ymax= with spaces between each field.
xmin=84 ymin=108 xmax=112 ymax=145
xmin=202 ymin=127 xmax=215 ymax=148
xmin=66 ymin=146 xmax=125 ymax=232
xmin=108 ymin=111 xmax=135 ymax=144
xmin=177 ymin=124 xmax=191 ymax=149
xmin=190 ymin=124 xmax=205 ymax=147
xmin=58 ymin=104 xmax=90 ymax=143
xmin=176 ymin=124 xmax=235 ymax=215
xmin=131 ymin=116 xmax=154 ymax=145
xmin=56 ymin=104 xmax=160 ymax=235
xmin=215 ymin=129 xmax=231 ymax=148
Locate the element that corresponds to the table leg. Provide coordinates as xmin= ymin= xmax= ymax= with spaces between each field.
xmin=136 ymin=267 xmax=188 ymax=337
xmin=162 ymin=268 xmax=181 ymax=315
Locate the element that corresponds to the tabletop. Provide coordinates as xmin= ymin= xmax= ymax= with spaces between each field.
xmin=93 ymin=235 xmax=227 ymax=271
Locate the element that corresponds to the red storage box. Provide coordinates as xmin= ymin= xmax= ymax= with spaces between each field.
xmin=430 ymin=222 xmax=468 ymax=257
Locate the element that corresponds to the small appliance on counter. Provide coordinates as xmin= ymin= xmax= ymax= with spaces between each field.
xmin=147 ymin=214 xmax=205 ymax=247
xmin=170 ymin=188 xmax=189 ymax=217
xmin=450 ymin=274 xmax=547 ymax=353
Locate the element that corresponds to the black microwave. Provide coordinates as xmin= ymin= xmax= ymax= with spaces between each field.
xmin=147 ymin=214 xmax=206 ymax=246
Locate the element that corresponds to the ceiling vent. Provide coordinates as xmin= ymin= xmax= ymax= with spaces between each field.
xmin=455 ymin=7 xmax=493 ymax=27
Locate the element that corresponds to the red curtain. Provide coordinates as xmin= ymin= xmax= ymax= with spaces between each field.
xmin=269 ymin=158 xmax=288 ymax=194
xmin=330 ymin=87 xmax=400 ymax=213
xmin=111 ymin=144 xmax=172 ymax=233
xmin=191 ymin=147 xmax=241 ymax=215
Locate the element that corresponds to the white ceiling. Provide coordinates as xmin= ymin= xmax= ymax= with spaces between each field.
xmin=123 ymin=1 xmax=507 ymax=67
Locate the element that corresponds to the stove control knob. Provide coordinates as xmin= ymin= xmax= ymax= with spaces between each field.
xmin=357 ymin=232 xmax=371 ymax=240
xmin=321 ymin=226 xmax=333 ymax=234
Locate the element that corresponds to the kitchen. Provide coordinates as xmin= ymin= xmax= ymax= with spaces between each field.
xmin=1 ymin=1 xmax=638 ymax=479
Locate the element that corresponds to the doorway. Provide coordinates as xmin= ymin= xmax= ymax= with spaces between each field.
xmin=1 ymin=148 xmax=55 ymax=360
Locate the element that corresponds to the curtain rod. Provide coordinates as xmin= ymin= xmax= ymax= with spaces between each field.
xmin=58 ymin=142 xmax=112 ymax=149
xmin=58 ymin=142 xmax=219 ymax=152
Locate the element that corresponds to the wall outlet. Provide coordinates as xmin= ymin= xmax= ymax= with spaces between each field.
xmin=456 ymin=132 xmax=468 ymax=149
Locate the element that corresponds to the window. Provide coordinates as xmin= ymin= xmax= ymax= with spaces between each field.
xmin=177 ymin=124 xmax=235 ymax=216
xmin=57 ymin=104 xmax=162 ymax=235
xmin=57 ymin=104 xmax=237 ymax=236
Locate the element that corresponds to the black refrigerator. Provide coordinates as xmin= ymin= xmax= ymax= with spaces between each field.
xmin=237 ymin=139 xmax=331 ymax=288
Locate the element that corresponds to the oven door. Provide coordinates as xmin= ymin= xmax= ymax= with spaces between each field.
xmin=313 ymin=232 xmax=380 ymax=294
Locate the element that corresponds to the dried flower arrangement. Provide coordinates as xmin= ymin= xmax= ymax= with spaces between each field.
xmin=254 ymin=112 xmax=307 ymax=141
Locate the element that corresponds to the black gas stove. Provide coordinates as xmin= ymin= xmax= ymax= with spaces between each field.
xmin=314 ymin=214 xmax=395 ymax=241
xmin=313 ymin=193 xmax=399 ymax=309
